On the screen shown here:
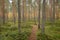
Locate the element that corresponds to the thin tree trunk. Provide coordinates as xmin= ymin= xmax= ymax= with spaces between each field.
xmin=41 ymin=0 xmax=46 ymax=39
xmin=12 ymin=0 xmax=16 ymax=24
xmin=41 ymin=0 xmax=46 ymax=34
xmin=52 ymin=0 xmax=55 ymax=22
xmin=24 ymin=0 xmax=26 ymax=22
xmin=22 ymin=0 xmax=25 ymax=22
xmin=28 ymin=6 xmax=30 ymax=21
xmin=0 ymin=0 xmax=2 ymax=24
xmin=56 ymin=0 xmax=59 ymax=20
xmin=38 ymin=0 xmax=41 ymax=29
xmin=5 ymin=0 xmax=9 ymax=22
xmin=18 ymin=0 xmax=21 ymax=33
xmin=31 ymin=2 xmax=33 ymax=19
xmin=34 ymin=7 xmax=36 ymax=24
xmin=30 ymin=4 xmax=32 ymax=21
xmin=1 ymin=0 xmax=5 ymax=24
xmin=49 ymin=0 xmax=53 ymax=22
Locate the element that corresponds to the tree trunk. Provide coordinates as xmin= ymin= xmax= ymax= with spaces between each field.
xmin=41 ymin=0 xmax=46 ymax=39
xmin=1 ymin=0 xmax=5 ymax=24
xmin=12 ymin=0 xmax=16 ymax=24
xmin=56 ymin=0 xmax=59 ymax=20
xmin=18 ymin=0 xmax=21 ymax=33
xmin=38 ymin=0 xmax=41 ymax=29
xmin=34 ymin=7 xmax=36 ymax=24
xmin=52 ymin=0 xmax=55 ymax=22
xmin=22 ymin=0 xmax=25 ymax=22
xmin=49 ymin=0 xmax=53 ymax=22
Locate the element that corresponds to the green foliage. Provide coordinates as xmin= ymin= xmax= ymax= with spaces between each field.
xmin=37 ymin=20 xmax=60 ymax=40
xmin=0 ymin=20 xmax=60 ymax=40
xmin=0 ymin=31 xmax=30 ymax=40
xmin=37 ymin=33 xmax=57 ymax=40
xmin=0 ymin=21 xmax=32 ymax=40
xmin=5 ymin=31 xmax=30 ymax=40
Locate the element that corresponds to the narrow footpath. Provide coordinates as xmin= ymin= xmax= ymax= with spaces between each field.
xmin=28 ymin=25 xmax=38 ymax=40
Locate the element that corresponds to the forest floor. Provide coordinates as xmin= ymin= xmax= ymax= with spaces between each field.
xmin=29 ymin=24 xmax=38 ymax=40
xmin=0 ymin=20 xmax=60 ymax=40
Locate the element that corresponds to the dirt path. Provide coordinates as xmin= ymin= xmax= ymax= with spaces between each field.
xmin=28 ymin=25 xmax=38 ymax=40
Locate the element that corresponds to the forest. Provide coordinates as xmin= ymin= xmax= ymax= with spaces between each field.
xmin=0 ymin=0 xmax=60 ymax=40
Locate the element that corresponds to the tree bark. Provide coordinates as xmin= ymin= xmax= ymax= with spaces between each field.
xmin=12 ymin=0 xmax=16 ymax=24
xmin=52 ymin=0 xmax=55 ymax=22
xmin=22 ymin=0 xmax=25 ymax=22
xmin=1 ymin=0 xmax=5 ymax=24
xmin=41 ymin=0 xmax=46 ymax=35
xmin=38 ymin=0 xmax=41 ymax=29
xmin=18 ymin=0 xmax=21 ymax=33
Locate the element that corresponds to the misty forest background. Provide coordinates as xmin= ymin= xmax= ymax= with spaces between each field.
xmin=0 ymin=0 xmax=60 ymax=40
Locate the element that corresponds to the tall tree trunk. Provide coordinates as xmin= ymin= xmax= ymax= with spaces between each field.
xmin=27 ymin=2 xmax=30 ymax=21
xmin=41 ymin=0 xmax=46 ymax=34
xmin=1 ymin=0 xmax=5 ymax=24
xmin=34 ymin=7 xmax=36 ymax=24
xmin=18 ymin=0 xmax=21 ymax=33
xmin=52 ymin=0 xmax=55 ymax=22
xmin=41 ymin=0 xmax=46 ymax=39
xmin=22 ymin=0 xmax=25 ymax=22
xmin=0 ymin=0 xmax=2 ymax=24
xmin=12 ymin=0 xmax=16 ymax=24
xmin=49 ymin=0 xmax=53 ymax=22
xmin=24 ymin=0 xmax=26 ymax=22
xmin=38 ymin=0 xmax=41 ymax=29
xmin=49 ymin=0 xmax=53 ymax=23
xmin=5 ymin=0 xmax=9 ymax=22
xmin=28 ymin=0 xmax=32 ymax=21
xmin=30 ymin=7 xmax=31 ymax=21
xmin=56 ymin=0 xmax=59 ymax=20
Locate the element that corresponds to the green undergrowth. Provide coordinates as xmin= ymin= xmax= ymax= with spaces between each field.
xmin=37 ymin=20 xmax=60 ymax=40
xmin=0 ymin=21 xmax=32 ymax=40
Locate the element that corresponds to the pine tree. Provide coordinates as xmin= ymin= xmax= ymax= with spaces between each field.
xmin=17 ymin=0 xmax=21 ymax=33
xmin=38 ymin=0 xmax=41 ymax=29
xmin=12 ymin=0 xmax=16 ymax=24
xmin=41 ymin=0 xmax=46 ymax=40
xmin=0 ymin=0 xmax=5 ymax=24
